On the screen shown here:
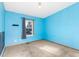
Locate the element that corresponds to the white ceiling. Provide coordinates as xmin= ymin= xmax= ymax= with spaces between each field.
xmin=4 ymin=2 xmax=75 ymax=18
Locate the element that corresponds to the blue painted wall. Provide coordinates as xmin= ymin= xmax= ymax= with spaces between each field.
xmin=0 ymin=3 xmax=5 ymax=32
xmin=5 ymin=11 xmax=43 ymax=46
xmin=44 ymin=3 xmax=79 ymax=49
xmin=0 ymin=3 xmax=5 ymax=55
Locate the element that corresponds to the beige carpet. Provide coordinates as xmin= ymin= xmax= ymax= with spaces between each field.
xmin=3 ymin=40 xmax=79 ymax=57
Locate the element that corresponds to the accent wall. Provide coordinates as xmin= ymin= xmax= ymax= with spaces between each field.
xmin=5 ymin=11 xmax=43 ymax=46
xmin=44 ymin=3 xmax=79 ymax=50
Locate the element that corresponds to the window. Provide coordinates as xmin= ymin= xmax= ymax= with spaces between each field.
xmin=25 ymin=19 xmax=34 ymax=37
xmin=22 ymin=17 xmax=34 ymax=39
